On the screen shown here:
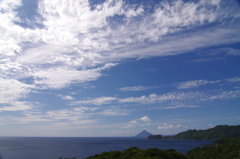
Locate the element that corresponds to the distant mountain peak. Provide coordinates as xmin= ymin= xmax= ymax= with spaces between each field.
xmin=134 ymin=130 xmax=152 ymax=137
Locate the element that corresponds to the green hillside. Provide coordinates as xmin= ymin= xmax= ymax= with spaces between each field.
xmin=86 ymin=138 xmax=240 ymax=159
xmin=86 ymin=147 xmax=187 ymax=159
xmin=148 ymin=125 xmax=240 ymax=140
xmin=186 ymin=138 xmax=240 ymax=159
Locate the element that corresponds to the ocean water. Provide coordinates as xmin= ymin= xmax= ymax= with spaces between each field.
xmin=0 ymin=137 xmax=213 ymax=159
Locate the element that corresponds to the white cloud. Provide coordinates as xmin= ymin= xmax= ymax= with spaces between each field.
xmin=7 ymin=115 xmax=54 ymax=124
xmin=174 ymin=77 xmax=240 ymax=90
xmin=100 ymin=107 xmax=129 ymax=116
xmin=3 ymin=106 xmax=102 ymax=124
xmin=191 ymin=57 xmax=225 ymax=63
xmin=140 ymin=116 xmax=151 ymax=122
xmin=119 ymin=92 xmax=200 ymax=104
xmin=32 ymin=63 xmax=117 ymax=89
xmin=32 ymin=67 xmax=101 ymax=89
xmin=158 ymin=124 xmax=181 ymax=130
xmin=0 ymin=0 xmax=239 ymax=130
xmin=124 ymin=26 xmax=240 ymax=60
xmin=119 ymin=86 xmax=159 ymax=91
xmin=0 ymin=101 xmax=34 ymax=112
xmin=0 ymin=77 xmax=34 ymax=104
xmin=73 ymin=107 xmax=100 ymax=112
xmin=175 ymin=80 xmax=219 ymax=89
xmin=208 ymin=90 xmax=240 ymax=100
xmin=119 ymin=89 xmax=240 ymax=105
xmin=45 ymin=109 xmax=83 ymax=121
xmin=122 ymin=116 xmax=151 ymax=129
xmin=226 ymin=48 xmax=240 ymax=56
xmin=4 ymin=105 xmax=129 ymax=125
xmin=0 ymin=0 xmax=25 ymax=56
xmin=58 ymin=95 xmax=74 ymax=100
xmin=124 ymin=4 xmax=144 ymax=18
xmin=130 ymin=120 xmax=138 ymax=124
xmin=71 ymin=120 xmax=99 ymax=125
xmin=122 ymin=116 xmax=151 ymax=128
xmin=163 ymin=105 xmax=200 ymax=109
xmin=38 ymin=0 xmax=126 ymax=36
xmin=226 ymin=77 xmax=240 ymax=83
xmin=0 ymin=0 xmax=239 ymax=95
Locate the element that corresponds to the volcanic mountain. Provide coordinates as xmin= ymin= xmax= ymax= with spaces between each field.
xmin=134 ymin=130 xmax=152 ymax=138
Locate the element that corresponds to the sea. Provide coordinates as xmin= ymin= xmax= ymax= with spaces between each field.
xmin=0 ymin=137 xmax=213 ymax=159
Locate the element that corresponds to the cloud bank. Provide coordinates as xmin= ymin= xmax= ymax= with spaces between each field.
xmin=1 ymin=0 xmax=239 ymax=95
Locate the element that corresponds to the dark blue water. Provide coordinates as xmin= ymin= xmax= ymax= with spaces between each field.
xmin=0 ymin=137 xmax=213 ymax=159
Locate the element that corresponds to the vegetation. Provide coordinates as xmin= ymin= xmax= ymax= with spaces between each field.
xmin=186 ymin=138 xmax=240 ymax=159
xmin=61 ymin=125 xmax=240 ymax=159
xmin=147 ymin=125 xmax=240 ymax=140
xmin=86 ymin=138 xmax=240 ymax=159
xmin=86 ymin=147 xmax=187 ymax=159
xmin=148 ymin=135 xmax=163 ymax=139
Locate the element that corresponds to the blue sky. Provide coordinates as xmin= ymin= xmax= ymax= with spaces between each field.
xmin=0 ymin=0 xmax=240 ymax=137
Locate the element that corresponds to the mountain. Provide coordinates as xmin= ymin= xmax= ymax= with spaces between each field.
xmin=134 ymin=130 xmax=152 ymax=138
xmin=147 ymin=125 xmax=240 ymax=140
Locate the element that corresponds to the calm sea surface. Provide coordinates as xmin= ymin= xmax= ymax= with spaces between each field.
xmin=0 ymin=137 xmax=213 ymax=159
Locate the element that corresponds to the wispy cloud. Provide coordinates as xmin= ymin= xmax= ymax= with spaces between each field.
xmin=71 ymin=96 xmax=117 ymax=106
xmin=198 ymin=47 xmax=240 ymax=57
xmin=226 ymin=77 xmax=240 ymax=83
xmin=2 ymin=105 xmax=128 ymax=126
xmin=0 ymin=0 xmax=239 ymax=95
xmin=32 ymin=63 xmax=117 ymax=89
xmin=73 ymin=107 xmax=100 ymax=112
xmin=119 ymin=92 xmax=202 ymax=104
xmin=162 ymin=105 xmax=200 ymax=110
xmin=130 ymin=120 xmax=138 ymax=124
xmin=175 ymin=80 xmax=220 ymax=89
xmin=158 ymin=124 xmax=182 ymax=130
xmin=0 ymin=0 xmax=240 ymax=135
xmin=99 ymin=107 xmax=130 ymax=116
xmin=122 ymin=124 xmax=135 ymax=129
xmin=193 ymin=47 xmax=240 ymax=62
xmin=191 ymin=57 xmax=225 ymax=62
xmin=122 ymin=116 xmax=151 ymax=129
xmin=0 ymin=77 xmax=34 ymax=104
xmin=0 ymin=101 xmax=34 ymax=112
xmin=208 ymin=90 xmax=240 ymax=100
xmin=58 ymin=95 xmax=74 ymax=100
xmin=119 ymin=90 xmax=240 ymax=105
xmin=4 ymin=106 xmax=100 ymax=124
xmin=118 ymin=86 xmax=159 ymax=91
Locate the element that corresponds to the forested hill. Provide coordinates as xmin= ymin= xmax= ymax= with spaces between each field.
xmin=86 ymin=138 xmax=240 ymax=159
xmin=148 ymin=125 xmax=240 ymax=140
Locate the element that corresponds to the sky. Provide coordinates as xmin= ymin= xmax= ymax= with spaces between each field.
xmin=0 ymin=0 xmax=240 ymax=137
